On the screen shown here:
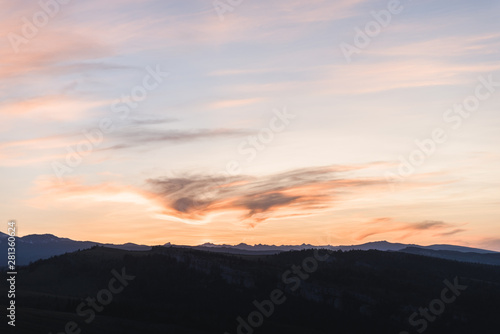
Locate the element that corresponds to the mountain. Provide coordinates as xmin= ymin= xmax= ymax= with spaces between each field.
xmin=336 ymin=240 xmax=415 ymax=251
xmin=190 ymin=240 xmax=496 ymax=253
xmin=0 ymin=233 xmax=151 ymax=266
xmin=2 ymin=245 xmax=500 ymax=334
xmin=193 ymin=245 xmax=282 ymax=255
xmin=172 ymin=240 xmax=500 ymax=266
xmin=180 ymin=241 xmax=408 ymax=253
xmin=400 ymin=247 xmax=500 ymax=266
xmin=1 ymin=232 xmax=498 ymax=267
xmin=420 ymin=244 xmax=498 ymax=254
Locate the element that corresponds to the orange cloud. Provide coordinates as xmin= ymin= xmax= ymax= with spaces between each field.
xmin=144 ymin=165 xmax=390 ymax=225
xmin=30 ymin=164 xmax=392 ymax=226
xmin=356 ymin=218 xmax=465 ymax=241
xmin=0 ymin=95 xmax=109 ymax=120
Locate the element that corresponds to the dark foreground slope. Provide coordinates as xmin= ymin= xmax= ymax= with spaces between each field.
xmin=1 ymin=246 xmax=500 ymax=334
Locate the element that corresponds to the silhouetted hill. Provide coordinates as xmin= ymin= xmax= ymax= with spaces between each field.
xmin=420 ymin=244 xmax=498 ymax=254
xmin=400 ymin=247 xmax=500 ymax=266
xmin=1 ymin=246 xmax=500 ymax=333
xmin=1 ymin=232 xmax=498 ymax=267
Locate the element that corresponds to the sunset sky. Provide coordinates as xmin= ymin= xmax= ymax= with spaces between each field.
xmin=1 ymin=0 xmax=499 ymax=250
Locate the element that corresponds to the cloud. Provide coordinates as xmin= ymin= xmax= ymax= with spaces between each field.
xmin=413 ymin=220 xmax=449 ymax=230
xmin=208 ymin=68 xmax=280 ymax=76
xmin=318 ymin=61 xmax=500 ymax=96
xmin=100 ymin=127 xmax=251 ymax=151
xmin=145 ymin=164 xmax=387 ymax=225
xmin=434 ymin=228 xmax=466 ymax=237
xmin=0 ymin=133 xmax=72 ymax=167
xmin=0 ymin=123 xmax=249 ymax=167
xmin=357 ymin=218 xmax=464 ymax=240
xmin=0 ymin=94 xmax=109 ymax=119
xmin=126 ymin=117 xmax=178 ymax=126
xmin=209 ymin=98 xmax=263 ymax=109
xmin=367 ymin=32 xmax=500 ymax=59
xmin=30 ymin=164 xmax=389 ymax=226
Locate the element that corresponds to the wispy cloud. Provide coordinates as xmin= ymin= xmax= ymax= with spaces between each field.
xmin=0 ymin=123 xmax=247 ymax=166
xmin=434 ymin=228 xmax=466 ymax=237
xmin=0 ymin=94 xmax=109 ymax=119
xmin=126 ymin=117 xmax=178 ymax=126
xmin=145 ymin=164 xmax=387 ymax=225
xmin=31 ymin=164 xmax=389 ymax=226
xmin=357 ymin=218 xmax=464 ymax=240
xmin=101 ymin=127 xmax=251 ymax=151
xmin=209 ymin=98 xmax=263 ymax=109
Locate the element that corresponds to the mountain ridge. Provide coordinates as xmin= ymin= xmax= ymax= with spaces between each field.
xmin=1 ymin=232 xmax=498 ymax=266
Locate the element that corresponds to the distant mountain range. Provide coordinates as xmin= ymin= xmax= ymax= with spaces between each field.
xmin=189 ymin=240 xmax=498 ymax=254
xmin=0 ymin=232 xmax=151 ymax=266
xmin=1 ymin=232 xmax=499 ymax=266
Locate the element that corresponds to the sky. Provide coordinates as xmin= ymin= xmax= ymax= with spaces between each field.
xmin=1 ymin=0 xmax=500 ymax=250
